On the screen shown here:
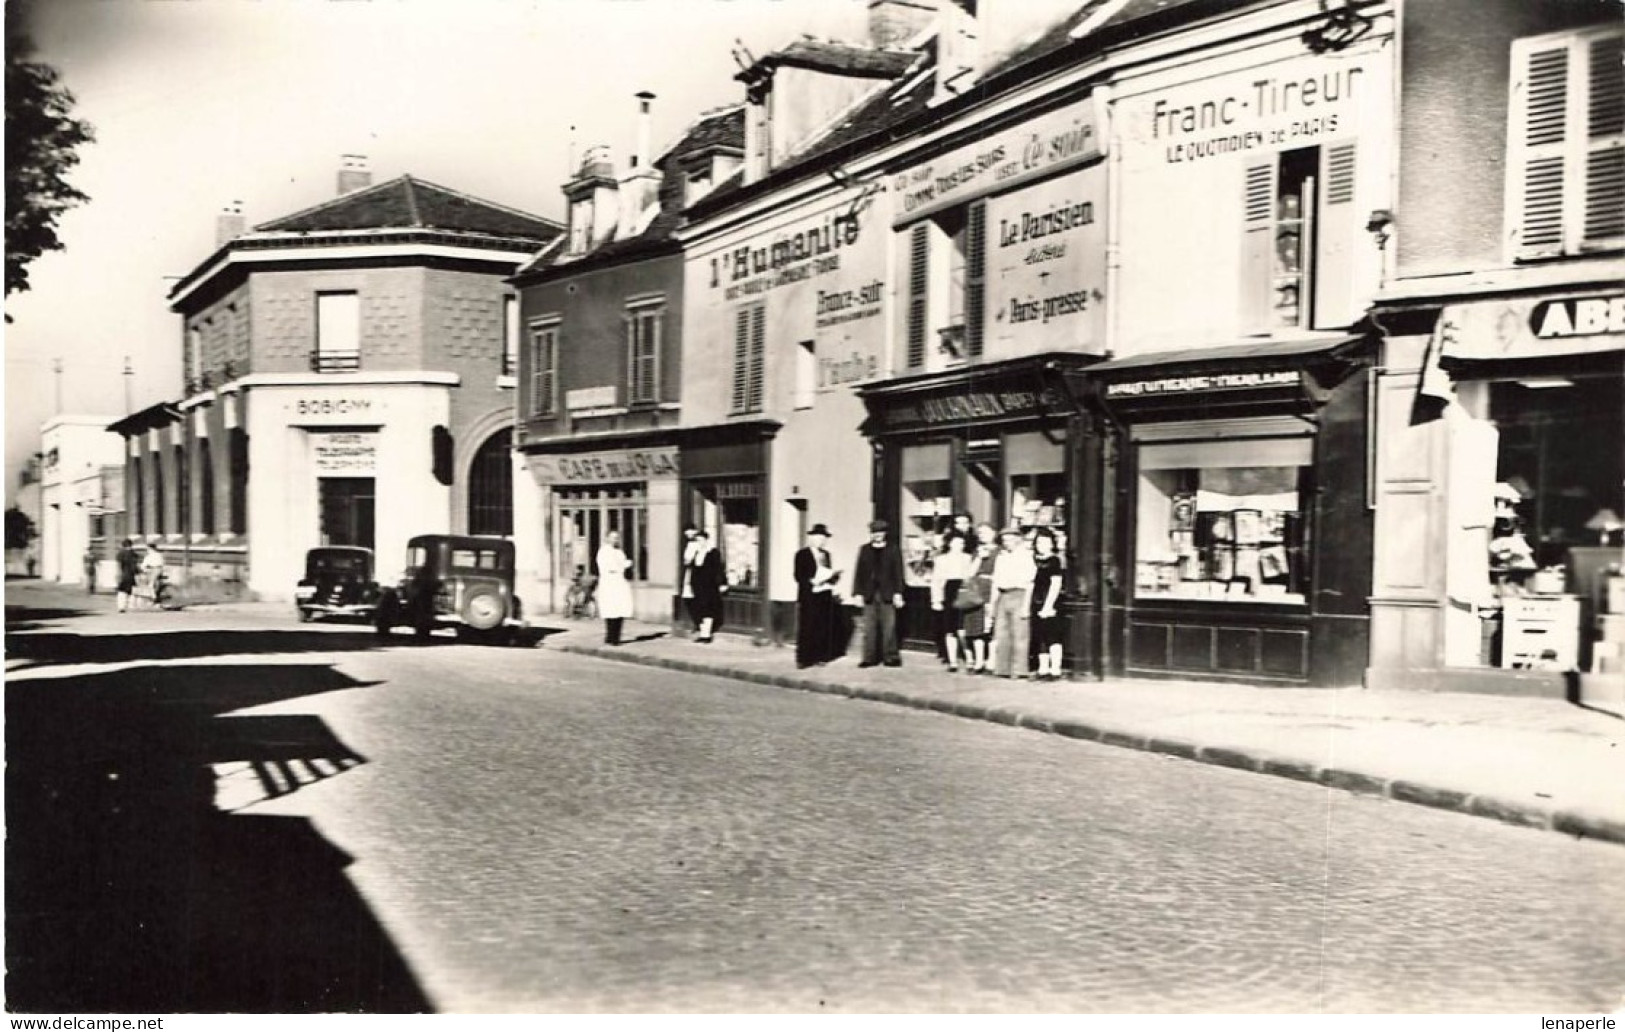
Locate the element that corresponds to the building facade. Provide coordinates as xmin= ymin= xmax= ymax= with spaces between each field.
xmin=1367 ymin=0 xmax=1624 ymax=695
xmin=681 ymin=33 xmax=920 ymax=638
xmin=114 ymin=162 xmax=560 ymax=601
xmin=1079 ymin=0 xmax=1394 ymax=686
xmin=669 ymin=0 xmax=1396 ymax=685
xmin=36 ymin=415 xmax=125 ymax=587
xmin=513 ymin=100 xmax=745 ymax=622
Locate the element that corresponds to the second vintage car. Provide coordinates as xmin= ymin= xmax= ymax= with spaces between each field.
xmin=374 ymin=534 xmax=525 ymax=643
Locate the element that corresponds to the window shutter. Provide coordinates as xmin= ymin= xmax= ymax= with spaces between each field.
xmin=532 ymin=328 xmax=555 ymax=416
xmin=906 ymin=222 xmax=929 ymax=368
xmin=1508 ymin=40 xmax=1571 ymax=259
xmin=640 ymin=310 xmax=653 ymax=403
xmin=732 ymin=307 xmax=750 ymax=413
xmin=1239 ymin=160 xmax=1277 ymax=333
xmin=1314 ymin=142 xmax=1359 ymax=329
xmin=1583 ymin=32 xmax=1625 ymax=246
xmin=747 ymin=304 xmax=765 ymax=412
xmin=965 ymin=200 xmax=986 ymax=358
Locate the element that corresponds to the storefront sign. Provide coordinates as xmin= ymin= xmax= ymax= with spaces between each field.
xmin=880 ymin=384 xmax=1067 ymax=431
xmin=709 ymin=210 xmax=872 ymax=303
xmin=530 ymin=446 xmax=680 ymax=484
xmin=892 ymin=97 xmax=1104 ymax=223
xmin=690 ymin=192 xmax=889 ymax=403
xmin=1437 ymin=293 xmax=1625 ymax=362
xmin=566 ymin=385 xmax=619 ymax=411
xmin=1104 ymin=370 xmax=1299 ymax=398
xmin=986 ymin=166 xmax=1108 ymax=357
xmin=1127 ymin=51 xmax=1379 ymax=166
xmin=1530 ymin=295 xmax=1625 ymax=339
xmin=292 ymin=397 xmax=374 ymax=418
xmin=311 ymin=431 xmax=377 ymax=474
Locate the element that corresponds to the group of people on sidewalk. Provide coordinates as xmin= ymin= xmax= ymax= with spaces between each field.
xmin=589 ymin=514 xmax=1068 ymax=679
xmin=593 ymin=526 xmax=727 ymax=648
xmin=792 ymin=517 xmax=1066 ymax=679
xmin=112 ymin=538 xmax=168 ymax=612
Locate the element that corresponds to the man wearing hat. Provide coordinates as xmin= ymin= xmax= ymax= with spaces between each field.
xmin=850 ymin=518 xmax=906 ymax=668
xmin=793 ymin=523 xmax=841 ymax=668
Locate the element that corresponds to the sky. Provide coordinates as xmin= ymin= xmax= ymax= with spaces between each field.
xmin=3 ymin=0 xmax=870 ymax=503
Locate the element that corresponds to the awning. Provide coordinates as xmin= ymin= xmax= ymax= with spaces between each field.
xmin=1087 ymin=335 xmax=1363 ymax=375
xmin=1081 ymin=335 xmax=1368 ymax=413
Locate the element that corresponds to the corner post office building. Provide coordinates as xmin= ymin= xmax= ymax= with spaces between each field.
xmin=119 ymin=163 xmax=561 ymax=601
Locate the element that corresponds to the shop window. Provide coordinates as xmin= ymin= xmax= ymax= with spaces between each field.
xmin=1006 ymin=431 xmax=1066 ymax=534
xmin=626 ymin=302 xmax=663 ymax=406
xmin=314 ymin=292 xmax=360 ymax=373
xmin=900 ymin=442 xmax=954 ymax=587
xmin=1134 ymin=436 xmax=1312 ymax=604
xmin=468 ymin=429 xmax=513 ymax=537
xmin=1507 ymin=27 xmax=1624 ymax=260
xmin=557 ymin=485 xmax=650 ymax=584
xmin=1242 ymin=142 xmax=1359 ymax=332
xmin=692 ymin=480 xmax=760 ymax=588
xmin=529 ymin=321 xmax=559 ymax=418
xmin=731 ymin=303 xmax=765 ymax=414
xmin=903 ymin=200 xmax=986 ymax=371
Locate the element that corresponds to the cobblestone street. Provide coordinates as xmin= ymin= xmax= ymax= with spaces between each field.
xmin=8 ymin=593 xmax=1625 ymax=1012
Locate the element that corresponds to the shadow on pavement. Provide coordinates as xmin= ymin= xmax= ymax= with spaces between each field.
xmin=5 ymin=628 xmax=411 ymax=670
xmin=5 ymin=662 xmax=432 ymax=1013
xmin=4 ymin=603 xmax=101 ymax=632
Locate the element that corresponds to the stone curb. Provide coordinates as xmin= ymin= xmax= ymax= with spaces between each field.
xmin=554 ymin=641 xmax=1625 ymax=847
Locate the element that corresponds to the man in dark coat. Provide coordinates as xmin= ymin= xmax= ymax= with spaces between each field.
xmin=793 ymin=523 xmax=840 ymax=668
xmin=115 ymin=538 xmax=139 ymax=612
xmin=850 ymin=519 xmax=905 ymax=667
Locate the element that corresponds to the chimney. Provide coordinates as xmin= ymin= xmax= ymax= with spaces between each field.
xmin=868 ymin=0 xmax=935 ymax=46
xmin=215 ymin=200 xmax=245 ymax=248
xmin=633 ymin=90 xmax=656 ymax=170
xmin=337 ymin=154 xmax=372 ymax=195
xmin=617 ymin=91 xmax=663 ymax=241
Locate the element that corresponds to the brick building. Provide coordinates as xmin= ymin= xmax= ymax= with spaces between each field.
xmin=113 ymin=160 xmax=561 ymax=601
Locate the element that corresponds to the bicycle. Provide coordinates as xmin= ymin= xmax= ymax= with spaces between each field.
xmin=563 ymin=568 xmax=598 ymax=620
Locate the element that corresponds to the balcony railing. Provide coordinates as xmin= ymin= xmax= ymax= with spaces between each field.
xmin=311 ymin=350 xmax=361 ymax=373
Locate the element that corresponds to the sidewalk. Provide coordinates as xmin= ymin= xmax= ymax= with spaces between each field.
xmin=535 ymin=616 xmax=1625 ymax=846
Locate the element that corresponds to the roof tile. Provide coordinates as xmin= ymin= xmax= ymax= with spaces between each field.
xmin=255 ymin=175 xmax=561 ymax=242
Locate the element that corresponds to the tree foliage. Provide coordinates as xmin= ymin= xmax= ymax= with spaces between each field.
xmin=5 ymin=6 xmax=94 ymax=301
xmin=6 ymin=507 xmax=38 ymax=551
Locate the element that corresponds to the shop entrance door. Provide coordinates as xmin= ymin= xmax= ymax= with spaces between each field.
xmin=319 ymin=477 xmax=375 ymax=550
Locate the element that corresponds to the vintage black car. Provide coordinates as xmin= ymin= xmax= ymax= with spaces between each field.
xmin=295 ymin=546 xmax=381 ymax=622
xmin=375 ymin=534 xmax=525 ymax=642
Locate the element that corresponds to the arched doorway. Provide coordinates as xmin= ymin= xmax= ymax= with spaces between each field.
xmin=467 ymin=428 xmax=513 ymax=537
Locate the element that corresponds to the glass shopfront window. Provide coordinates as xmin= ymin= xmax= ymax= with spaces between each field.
xmin=1006 ymin=432 xmax=1066 ymax=533
xmin=692 ymin=479 xmax=760 ymax=588
xmin=557 ymin=484 xmax=650 ymax=584
xmin=1448 ymin=374 xmax=1624 ymax=671
xmin=900 ymin=443 xmax=953 ymax=588
xmin=1134 ymin=436 xmax=1312 ymax=603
